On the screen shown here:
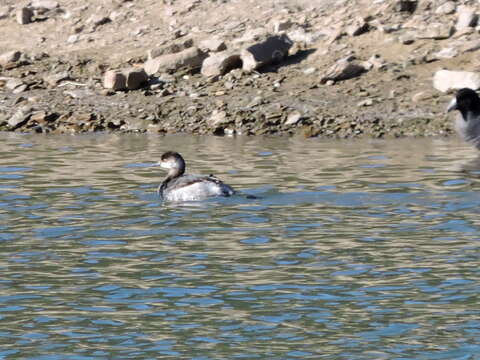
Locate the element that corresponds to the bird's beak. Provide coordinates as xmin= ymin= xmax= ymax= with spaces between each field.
xmin=447 ymin=98 xmax=457 ymax=112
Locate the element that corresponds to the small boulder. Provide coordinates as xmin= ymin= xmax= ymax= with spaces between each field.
xmin=320 ymin=57 xmax=367 ymax=84
xmin=201 ymin=51 xmax=242 ymax=78
xmin=198 ymin=38 xmax=226 ymax=53
xmin=144 ymin=47 xmax=206 ymax=75
xmin=8 ymin=106 xmax=32 ymax=129
xmin=456 ymin=6 xmax=478 ymax=31
xmin=0 ymin=51 xmax=21 ymax=66
xmin=16 ymin=7 xmax=33 ymax=25
xmin=125 ymin=68 xmax=148 ymax=90
xmin=241 ymin=34 xmax=293 ymax=72
xmin=346 ymin=18 xmax=370 ymax=37
xmin=285 ymin=111 xmax=302 ymax=126
xmin=433 ymin=70 xmax=480 ymax=93
xmin=103 ymin=70 xmax=126 ymax=91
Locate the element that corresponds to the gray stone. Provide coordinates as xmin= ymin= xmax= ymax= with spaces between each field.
xmin=144 ymin=47 xmax=206 ymax=75
xmin=8 ymin=106 xmax=32 ymax=129
xmin=378 ymin=24 xmax=401 ymax=33
xmin=417 ymin=23 xmax=453 ymax=40
xmin=0 ymin=51 xmax=21 ymax=66
xmin=320 ymin=57 xmax=367 ymax=84
xmin=87 ymin=14 xmax=111 ymax=28
xmin=241 ymin=34 xmax=293 ymax=72
xmin=346 ymin=18 xmax=369 ymax=37
xmin=147 ymin=37 xmax=194 ymax=59
xmin=103 ymin=70 xmax=126 ymax=91
xmin=16 ymin=7 xmax=33 ymax=25
xmin=45 ymin=71 xmax=70 ymax=87
xmin=435 ymin=1 xmax=456 ymax=15
xmin=13 ymin=84 xmax=28 ymax=94
xmin=433 ymin=70 xmax=480 ymax=93
xmin=456 ymin=6 xmax=478 ymax=31
xmin=399 ymin=32 xmax=415 ymax=45
xmin=198 ymin=38 xmax=226 ymax=53
xmin=125 ymin=68 xmax=148 ymax=90
xmin=285 ymin=111 xmax=302 ymax=125
xmin=201 ymin=51 xmax=242 ymax=78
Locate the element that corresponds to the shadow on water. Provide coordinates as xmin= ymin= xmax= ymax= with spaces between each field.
xmin=0 ymin=133 xmax=479 ymax=358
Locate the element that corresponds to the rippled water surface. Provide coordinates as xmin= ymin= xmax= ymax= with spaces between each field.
xmin=1 ymin=133 xmax=479 ymax=359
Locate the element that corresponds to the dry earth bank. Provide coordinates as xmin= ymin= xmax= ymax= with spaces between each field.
xmin=0 ymin=0 xmax=479 ymax=138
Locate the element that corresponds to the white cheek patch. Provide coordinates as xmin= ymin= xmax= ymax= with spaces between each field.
xmin=160 ymin=160 xmax=175 ymax=169
xmin=447 ymin=98 xmax=457 ymax=112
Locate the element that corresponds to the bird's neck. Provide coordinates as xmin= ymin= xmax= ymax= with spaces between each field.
xmin=463 ymin=108 xmax=480 ymax=123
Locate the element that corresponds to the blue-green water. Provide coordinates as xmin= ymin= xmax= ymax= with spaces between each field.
xmin=0 ymin=133 xmax=479 ymax=359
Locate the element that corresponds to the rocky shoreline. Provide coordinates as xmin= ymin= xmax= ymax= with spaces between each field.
xmin=1 ymin=0 xmax=479 ymax=138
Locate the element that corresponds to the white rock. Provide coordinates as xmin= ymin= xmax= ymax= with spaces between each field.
xmin=456 ymin=6 xmax=478 ymax=30
xmin=67 ymin=34 xmax=80 ymax=44
xmin=8 ymin=106 xmax=32 ymax=129
xmin=6 ymin=78 xmax=23 ymax=90
xmin=31 ymin=0 xmax=59 ymax=10
xmin=285 ymin=111 xmax=302 ymax=125
xmin=287 ymin=28 xmax=323 ymax=45
xmin=0 ymin=51 xmax=21 ymax=66
xmin=303 ymin=67 xmax=316 ymax=75
xmin=435 ymin=47 xmax=458 ymax=59
xmin=201 ymin=51 xmax=242 ymax=78
xmin=435 ymin=1 xmax=456 ymax=15
xmin=433 ymin=70 xmax=480 ymax=93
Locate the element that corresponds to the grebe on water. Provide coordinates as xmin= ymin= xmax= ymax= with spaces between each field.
xmin=157 ymin=151 xmax=235 ymax=202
